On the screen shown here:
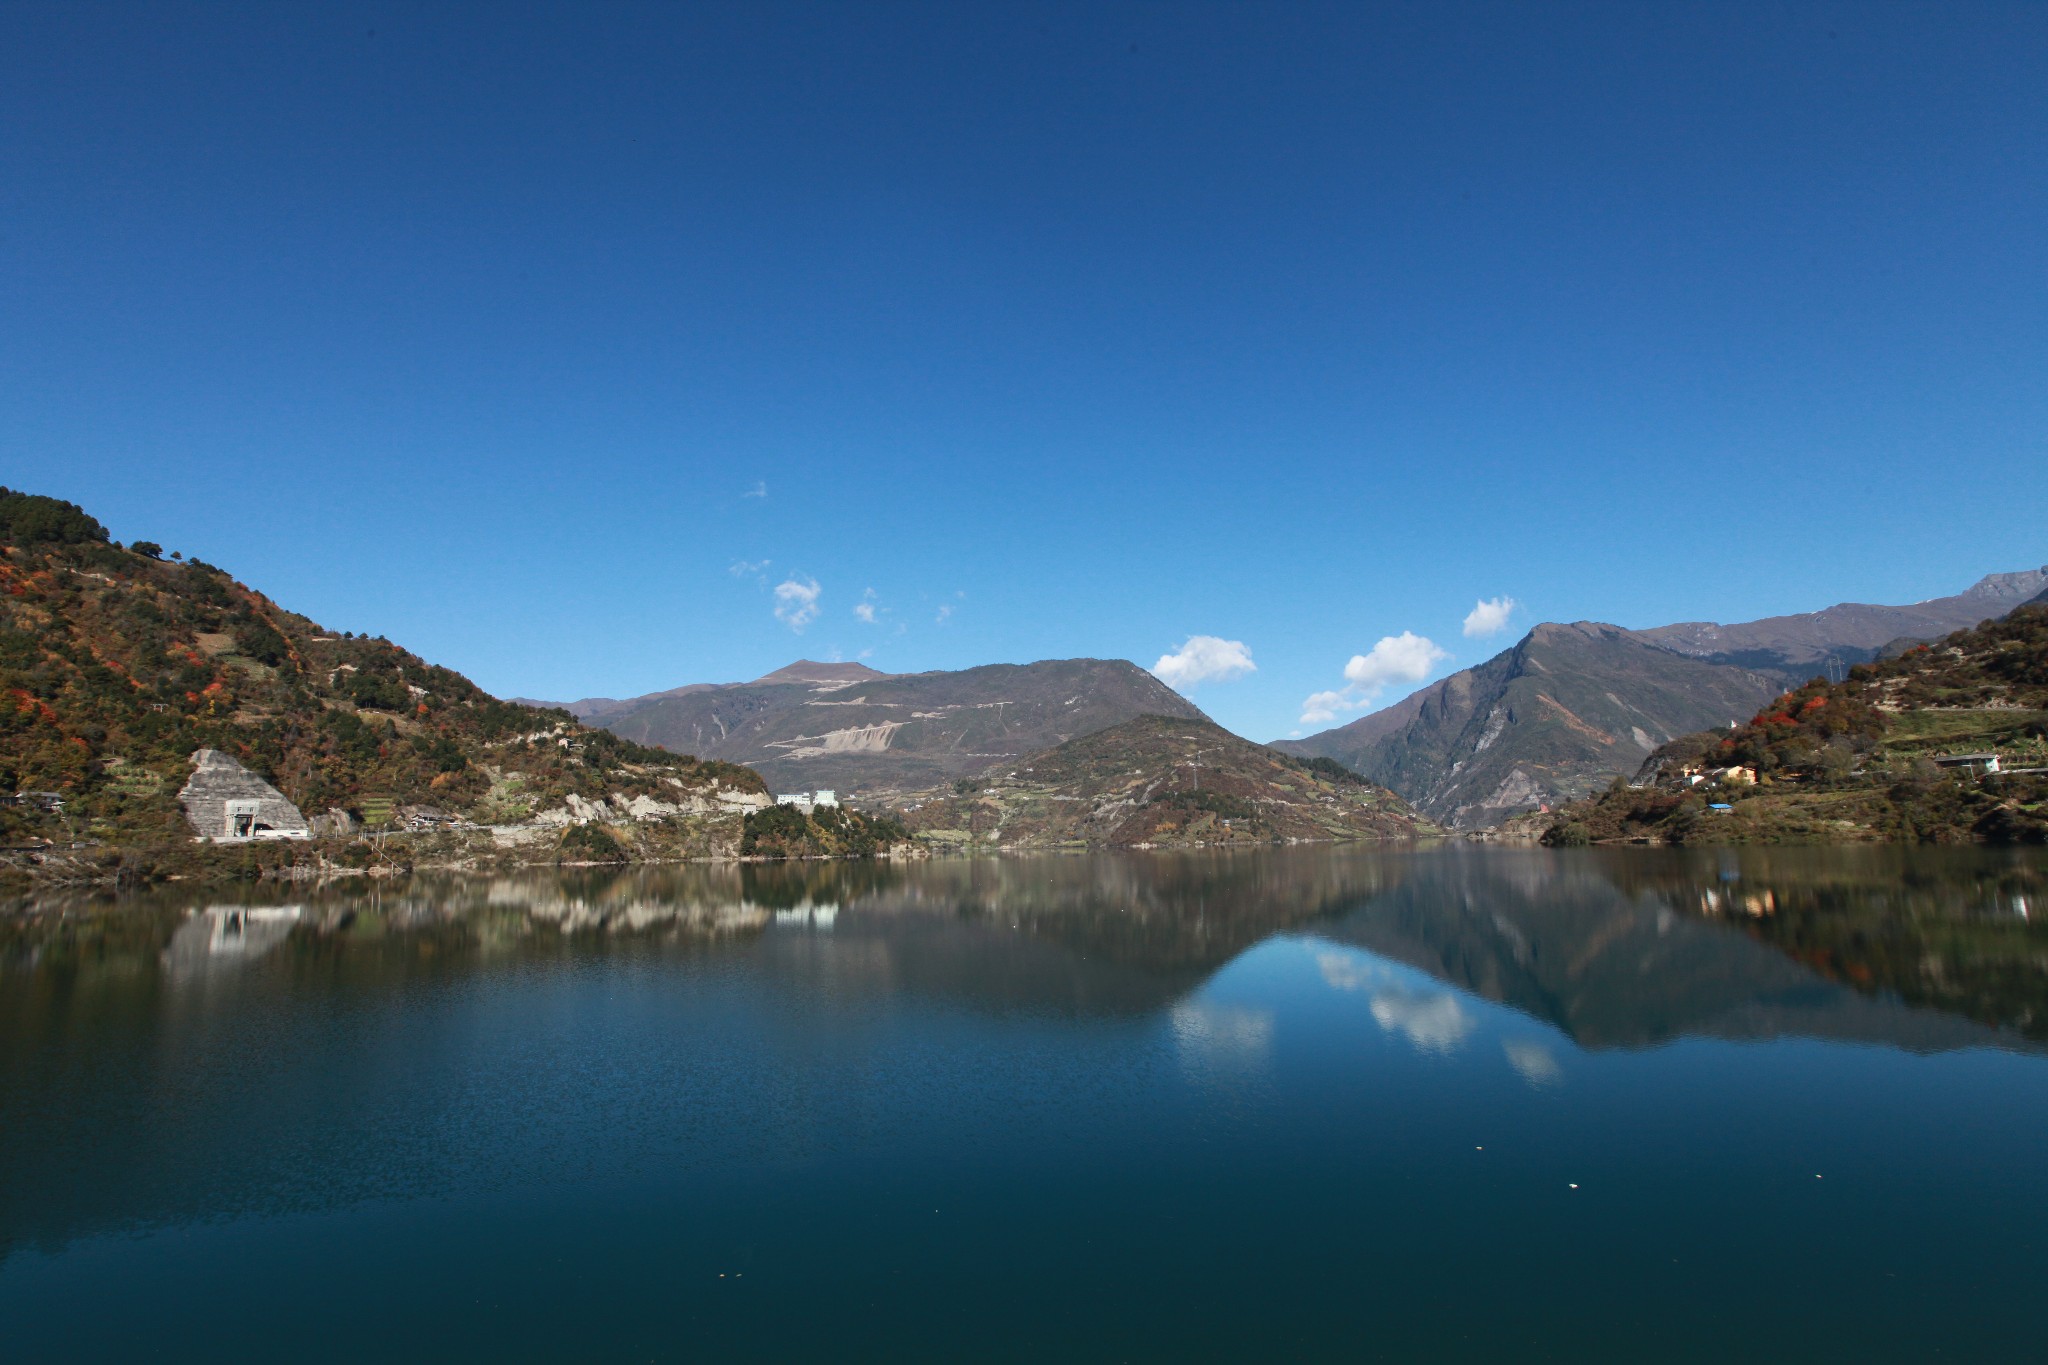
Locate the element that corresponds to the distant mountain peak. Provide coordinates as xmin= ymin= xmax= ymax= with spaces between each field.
xmin=582 ymin=656 xmax=1206 ymax=793
xmin=749 ymin=660 xmax=892 ymax=687
xmin=1960 ymin=567 xmax=2048 ymax=602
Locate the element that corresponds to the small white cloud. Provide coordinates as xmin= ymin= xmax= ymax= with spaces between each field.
xmin=1344 ymin=631 xmax=1449 ymax=691
xmin=1151 ymin=635 xmax=1256 ymax=692
xmin=728 ymin=558 xmax=771 ymax=579
xmin=773 ymin=576 xmax=821 ymax=632
xmin=1463 ymin=596 xmax=1518 ymax=639
xmin=1299 ymin=690 xmax=1347 ymax=726
xmin=742 ymin=481 xmax=768 ymax=499
xmin=935 ymin=604 xmax=953 ymax=625
xmin=1299 ymin=631 xmax=1449 ymax=727
xmin=854 ymin=588 xmax=880 ymax=624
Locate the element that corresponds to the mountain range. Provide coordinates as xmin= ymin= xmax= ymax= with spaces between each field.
xmin=1635 ymin=568 xmax=2048 ymax=680
xmin=1277 ymin=568 xmax=2048 ymax=828
xmin=547 ymin=566 xmax=2046 ymax=829
xmin=11 ymin=480 xmax=2040 ymax=847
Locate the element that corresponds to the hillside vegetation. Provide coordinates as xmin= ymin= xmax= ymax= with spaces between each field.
xmin=903 ymin=714 xmax=1435 ymax=848
xmin=0 ymin=490 xmax=766 ymax=876
xmin=1543 ymin=605 xmax=2048 ymax=846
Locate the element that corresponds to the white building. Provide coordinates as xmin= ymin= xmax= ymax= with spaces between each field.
xmin=177 ymin=749 xmax=312 ymax=842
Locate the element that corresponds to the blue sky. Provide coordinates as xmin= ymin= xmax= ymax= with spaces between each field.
xmin=5 ymin=1 xmax=2044 ymax=741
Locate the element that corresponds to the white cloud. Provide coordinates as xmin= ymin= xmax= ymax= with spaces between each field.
xmin=772 ymin=576 xmax=821 ymax=632
xmin=1150 ymin=635 xmax=1256 ymax=692
xmin=1463 ymin=595 xmax=1518 ymax=638
xmin=742 ymin=481 xmax=768 ymax=499
xmin=728 ymin=558 xmax=771 ymax=579
xmin=1298 ymin=630 xmax=1449 ymax=726
xmin=1344 ymin=631 xmax=1449 ymax=691
xmin=854 ymin=588 xmax=880 ymax=624
xmin=1299 ymin=689 xmax=1348 ymax=726
xmin=935 ymin=603 xmax=952 ymax=625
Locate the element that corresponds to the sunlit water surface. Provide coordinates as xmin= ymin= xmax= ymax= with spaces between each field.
xmin=4 ymin=845 xmax=2046 ymax=1362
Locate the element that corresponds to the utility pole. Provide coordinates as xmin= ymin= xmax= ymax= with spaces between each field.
xmin=1182 ymin=745 xmax=1219 ymax=791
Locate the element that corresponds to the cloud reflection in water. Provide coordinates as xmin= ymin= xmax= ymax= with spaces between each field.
xmin=1502 ymin=1038 xmax=1564 ymax=1087
xmin=1316 ymin=947 xmax=1476 ymax=1055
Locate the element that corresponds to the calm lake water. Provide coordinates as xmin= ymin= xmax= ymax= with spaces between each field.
xmin=4 ymin=845 xmax=2046 ymax=1362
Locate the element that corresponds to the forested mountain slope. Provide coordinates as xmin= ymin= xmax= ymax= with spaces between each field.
xmin=0 ymin=490 xmax=763 ymax=853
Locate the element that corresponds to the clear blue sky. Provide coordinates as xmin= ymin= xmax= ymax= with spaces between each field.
xmin=5 ymin=1 xmax=2044 ymax=740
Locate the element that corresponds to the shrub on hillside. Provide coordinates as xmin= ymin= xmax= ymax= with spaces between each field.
xmin=0 ymin=489 xmax=108 ymax=546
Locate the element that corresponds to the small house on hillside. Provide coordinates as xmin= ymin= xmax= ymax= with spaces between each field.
xmin=178 ymin=749 xmax=312 ymax=842
xmin=1933 ymin=753 xmax=2002 ymax=777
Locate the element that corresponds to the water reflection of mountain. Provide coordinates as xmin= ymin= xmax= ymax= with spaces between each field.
xmin=4 ymin=847 xmax=2047 ymax=1264
xmin=750 ymin=851 xmax=1412 ymax=1017
xmin=1318 ymin=847 xmax=2048 ymax=1052
xmin=1594 ymin=846 xmax=2048 ymax=1042
xmin=5 ymin=848 xmax=2043 ymax=1047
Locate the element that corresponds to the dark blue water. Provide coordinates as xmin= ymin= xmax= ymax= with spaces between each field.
xmin=4 ymin=846 xmax=2046 ymax=1361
